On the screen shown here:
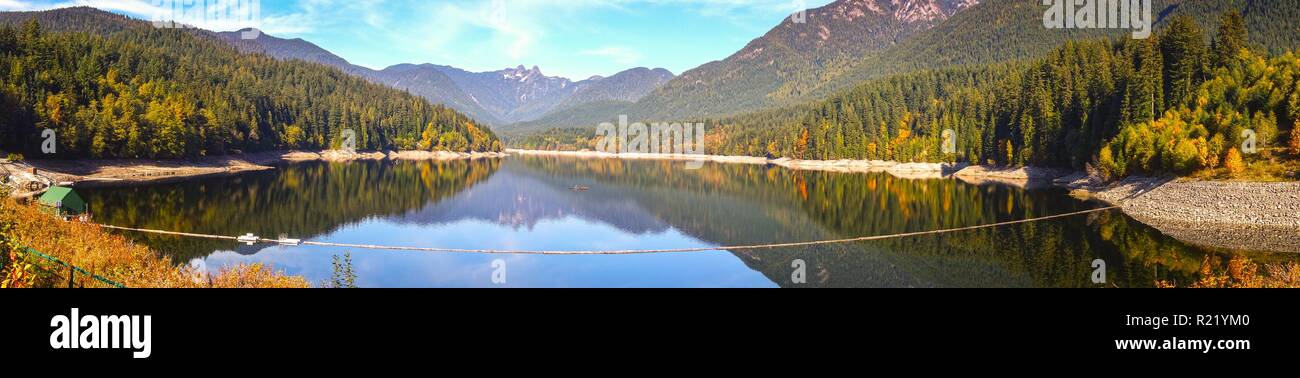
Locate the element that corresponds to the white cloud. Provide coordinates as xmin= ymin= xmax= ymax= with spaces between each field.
xmin=0 ymin=0 xmax=168 ymax=16
xmin=3 ymin=0 xmax=828 ymax=78
xmin=256 ymin=13 xmax=314 ymax=35
xmin=297 ymin=0 xmax=388 ymax=29
xmin=580 ymin=46 xmax=642 ymax=65
xmin=0 ymin=0 xmax=35 ymax=11
xmin=0 ymin=0 xmax=265 ymax=31
xmin=360 ymin=0 xmax=818 ymax=76
xmin=409 ymin=0 xmax=545 ymax=62
xmin=70 ymin=0 xmax=164 ymax=15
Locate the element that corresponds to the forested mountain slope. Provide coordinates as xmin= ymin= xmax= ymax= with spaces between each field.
xmin=553 ymin=68 xmax=675 ymax=112
xmin=804 ymin=0 xmax=1300 ymax=101
xmin=0 ymin=8 xmax=500 ymax=159
xmin=516 ymin=0 xmax=1300 ymax=134
xmin=707 ymin=12 xmax=1299 ymax=180
xmin=212 ymin=29 xmax=505 ymax=126
xmin=634 ymin=0 xmax=979 ymax=121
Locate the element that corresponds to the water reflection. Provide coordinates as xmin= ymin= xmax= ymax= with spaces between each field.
xmin=79 ymin=156 xmax=1298 ymax=287
xmin=84 ymin=159 xmax=501 ymax=260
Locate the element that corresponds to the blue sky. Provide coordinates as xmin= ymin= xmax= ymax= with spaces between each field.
xmin=2 ymin=0 xmax=834 ymax=79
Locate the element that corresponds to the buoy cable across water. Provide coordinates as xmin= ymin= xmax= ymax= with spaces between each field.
xmin=96 ymin=206 xmax=1119 ymax=255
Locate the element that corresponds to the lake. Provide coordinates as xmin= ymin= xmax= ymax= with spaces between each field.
xmin=78 ymin=155 xmax=1296 ymax=288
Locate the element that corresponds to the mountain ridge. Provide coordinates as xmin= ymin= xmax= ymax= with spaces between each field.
xmin=0 ymin=7 xmax=502 ymax=158
xmin=636 ymin=0 xmax=980 ymax=118
xmin=508 ymin=0 xmax=982 ymax=132
xmin=510 ymin=0 xmax=1300 ymax=136
xmin=213 ymin=27 xmax=675 ymax=126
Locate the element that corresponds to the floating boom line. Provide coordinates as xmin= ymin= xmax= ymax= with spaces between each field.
xmin=96 ymin=206 xmax=1119 ymax=255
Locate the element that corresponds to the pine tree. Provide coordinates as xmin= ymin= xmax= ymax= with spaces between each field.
xmin=1129 ymin=38 xmax=1166 ymax=125
xmin=1212 ymin=11 xmax=1248 ymax=67
xmin=1161 ymin=15 xmax=1206 ymax=108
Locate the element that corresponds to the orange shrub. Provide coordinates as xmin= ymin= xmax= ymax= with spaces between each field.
xmin=1158 ymin=255 xmax=1300 ymax=288
xmin=1290 ymin=122 xmax=1300 ymax=156
xmin=1223 ymin=148 xmax=1245 ymax=178
xmin=1 ymin=197 xmax=308 ymax=288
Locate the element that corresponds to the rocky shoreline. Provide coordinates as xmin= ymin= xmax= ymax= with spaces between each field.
xmin=283 ymin=150 xmax=509 ymax=162
xmin=2 ymin=150 xmax=508 ymax=197
xmin=507 ymin=149 xmax=970 ymax=178
xmin=1079 ymin=178 xmax=1300 ymax=253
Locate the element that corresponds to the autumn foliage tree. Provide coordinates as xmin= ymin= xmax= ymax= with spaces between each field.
xmin=0 ymin=19 xmax=499 ymax=159
xmin=703 ymin=11 xmax=1296 ymax=180
xmin=1223 ymin=148 xmax=1245 ymax=177
xmin=794 ymin=128 xmax=810 ymax=159
xmin=1290 ymin=120 xmax=1300 ymax=156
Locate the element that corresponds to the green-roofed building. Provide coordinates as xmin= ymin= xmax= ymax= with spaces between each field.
xmin=38 ymin=186 xmax=87 ymax=218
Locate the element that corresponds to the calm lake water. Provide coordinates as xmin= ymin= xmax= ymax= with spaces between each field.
xmin=78 ymin=156 xmax=1296 ymax=288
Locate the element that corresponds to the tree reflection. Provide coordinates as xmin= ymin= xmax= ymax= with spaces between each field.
xmin=510 ymin=156 xmax=1295 ymax=287
xmin=82 ymin=159 xmax=501 ymax=260
xmin=82 ymin=155 xmax=1297 ymax=287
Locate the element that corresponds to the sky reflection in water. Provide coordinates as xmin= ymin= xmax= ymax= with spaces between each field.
xmin=81 ymin=156 xmax=1294 ymax=288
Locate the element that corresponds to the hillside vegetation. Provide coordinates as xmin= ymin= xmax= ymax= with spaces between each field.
xmin=0 ymin=11 xmax=500 ymax=159
xmin=513 ymin=0 xmax=1300 ymax=141
xmin=518 ymin=12 xmax=1300 ymax=181
xmin=708 ymin=13 xmax=1299 ymax=180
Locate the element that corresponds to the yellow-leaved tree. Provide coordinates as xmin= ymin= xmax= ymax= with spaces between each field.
xmin=1223 ymin=148 xmax=1245 ymax=178
xmin=1289 ymin=120 xmax=1300 ymax=156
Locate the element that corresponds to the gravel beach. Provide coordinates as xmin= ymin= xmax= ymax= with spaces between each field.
xmin=1086 ymin=178 xmax=1300 ymax=253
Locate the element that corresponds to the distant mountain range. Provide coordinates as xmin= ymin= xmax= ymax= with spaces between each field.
xmin=0 ymin=6 xmax=675 ymax=129
xmin=511 ymin=0 xmax=1300 ymax=134
xmin=7 ymin=1 xmax=1298 ymax=143
xmin=215 ymin=29 xmax=674 ymax=126
xmin=510 ymin=0 xmax=983 ymax=133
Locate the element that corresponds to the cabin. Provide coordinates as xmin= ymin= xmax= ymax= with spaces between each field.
xmin=38 ymin=186 xmax=88 ymax=219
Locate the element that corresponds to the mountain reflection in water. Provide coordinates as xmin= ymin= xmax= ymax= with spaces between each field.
xmin=79 ymin=156 xmax=1299 ymax=287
